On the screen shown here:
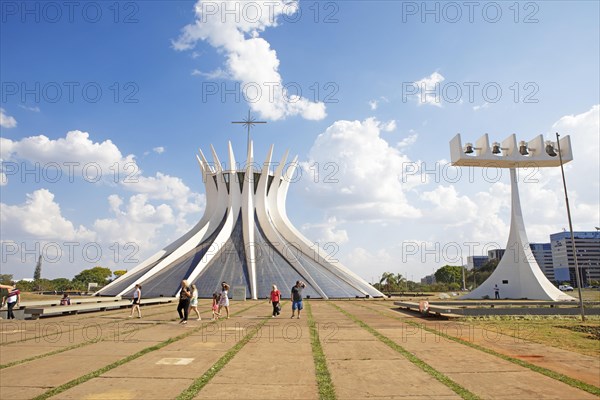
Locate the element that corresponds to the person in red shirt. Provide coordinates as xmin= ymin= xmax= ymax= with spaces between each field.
xmin=269 ymin=284 xmax=281 ymax=317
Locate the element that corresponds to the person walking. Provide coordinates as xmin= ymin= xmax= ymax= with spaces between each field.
xmin=4 ymin=286 xmax=20 ymax=320
xmin=177 ymin=280 xmax=192 ymax=324
xmin=269 ymin=284 xmax=281 ymax=317
xmin=290 ymin=281 xmax=305 ymax=319
xmin=189 ymin=284 xmax=201 ymax=321
xmin=129 ymin=284 xmax=142 ymax=318
xmin=494 ymin=284 xmax=500 ymax=300
xmin=218 ymin=282 xmax=230 ymax=319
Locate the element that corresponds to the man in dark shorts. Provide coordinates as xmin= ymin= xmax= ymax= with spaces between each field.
xmin=291 ymin=281 xmax=305 ymax=319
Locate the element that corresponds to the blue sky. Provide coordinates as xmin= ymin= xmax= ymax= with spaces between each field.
xmin=1 ymin=0 xmax=599 ymax=282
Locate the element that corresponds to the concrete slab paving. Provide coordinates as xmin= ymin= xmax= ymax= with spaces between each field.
xmin=327 ymin=359 xmax=461 ymax=399
xmin=372 ymin=302 xmax=600 ymax=387
xmin=197 ymin=309 xmax=318 ymax=398
xmin=310 ymin=301 xmax=461 ymax=400
xmin=46 ymin=302 xmax=270 ymax=399
xmin=2 ymin=300 xmax=598 ymax=400
xmin=197 ymin=383 xmax=318 ymax=400
xmin=51 ymin=377 xmax=194 ymax=400
xmin=0 ymin=384 xmax=50 ymax=400
xmin=335 ymin=301 xmax=599 ymax=400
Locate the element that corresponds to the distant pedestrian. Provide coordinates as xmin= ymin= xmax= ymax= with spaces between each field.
xmin=177 ymin=280 xmax=192 ymax=324
xmin=494 ymin=284 xmax=500 ymax=300
xmin=60 ymin=293 xmax=71 ymax=306
xmin=270 ymin=284 xmax=281 ymax=317
xmin=218 ymin=282 xmax=230 ymax=319
xmin=290 ymin=281 xmax=305 ymax=319
xmin=211 ymin=292 xmax=221 ymax=320
xmin=129 ymin=284 xmax=142 ymax=318
xmin=3 ymin=286 xmax=20 ymax=319
xmin=189 ymin=284 xmax=201 ymax=321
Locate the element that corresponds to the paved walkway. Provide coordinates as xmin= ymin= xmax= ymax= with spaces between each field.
xmin=367 ymin=301 xmax=600 ymax=387
xmin=0 ymin=299 xmax=598 ymax=400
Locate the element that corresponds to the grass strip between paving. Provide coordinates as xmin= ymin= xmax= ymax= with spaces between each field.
xmin=31 ymin=301 xmax=264 ymax=400
xmin=362 ymin=301 xmax=600 ymax=396
xmin=329 ymin=302 xmax=481 ymax=400
xmin=305 ymin=301 xmax=337 ymax=400
xmin=175 ymin=314 xmax=272 ymax=400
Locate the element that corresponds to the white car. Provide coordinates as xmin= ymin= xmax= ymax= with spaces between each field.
xmin=559 ymin=285 xmax=574 ymax=291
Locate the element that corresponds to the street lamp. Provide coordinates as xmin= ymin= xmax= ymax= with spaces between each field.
xmin=556 ymin=132 xmax=585 ymax=320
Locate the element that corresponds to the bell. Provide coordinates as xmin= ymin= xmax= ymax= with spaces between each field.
xmin=492 ymin=142 xmax=501 ymax=154
xmin=545 ymin=141 xmax=557 ymax=157
xmin=464 ymin=143 xmax=474 ymax=154
xmin=519 ymin=140 xmax=529 ymax=156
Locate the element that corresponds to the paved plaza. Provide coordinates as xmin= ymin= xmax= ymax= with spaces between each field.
xmin=1 ymin=300 xmax=598 ymax=399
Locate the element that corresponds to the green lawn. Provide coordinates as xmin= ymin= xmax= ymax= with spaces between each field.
xmin=462 ymin=315 xmax=600 ymax=358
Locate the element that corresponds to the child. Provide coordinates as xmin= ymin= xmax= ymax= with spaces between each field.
xmin=211 ymin=292 xmax=221 ymax=320
xmin=218 ymin=282 xmax=230 ymax=319
xmin=189 ymin=284 xmax=201 ymax=321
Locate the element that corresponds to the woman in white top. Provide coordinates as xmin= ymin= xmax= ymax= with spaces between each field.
xmin=129 ymin=284 xmax=142 ymax=318
xmin=218 ymin=282 xmax=230 ymax=319
xmin=189 ymin=284 xmax=201 ymax=321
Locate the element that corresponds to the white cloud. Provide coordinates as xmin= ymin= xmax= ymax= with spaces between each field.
xmin=0 ymin=108 xmax=17 ymax=128
xmin=397 ymin=133 xmax=418 ymax=148
xmin=191 ymin=68 xmax=230 ymax=79
xmin=93 ymin=194 xmax=175 ymax=248
xmin=301 ymin=217 xmax=349 ymax=245
xmin=153 ymin=146 xmax=165 ymax=154
xmin=1 ymin=130 xmax=207 ymax=276
xmin=410 ymin=71 xmax=445 ymax=107
xmin=473 ymin=102 xmax=489 ymax=111
xmin=0 ymin=189 xmax=95 ymax=241
xmin=18 ymin=105 xmax=41 ymax=113
xmin=122 ymin=172 xmax=205 ymax=216
xmin=551 ymin=104 xmax=599 ymax=178
xmin=173 ymin=0 xmax=326 ymax=121
xmin=368 ymin=96 xmax=389 ymax=111
xmin=380 ymin=120 xmax=397 ymax=132
xmin=0 ymin=130 xmax=137 ymax=181
xmin=301 ymin=117 xmax=423 ymax=222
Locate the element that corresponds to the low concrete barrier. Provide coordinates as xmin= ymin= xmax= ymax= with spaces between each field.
xmin=23 ymin=297 xmax=175 ymax=320
xmin=394 ymin=301 xmax=600 ymax=317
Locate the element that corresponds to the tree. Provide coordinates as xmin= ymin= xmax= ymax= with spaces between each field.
xmin=379 ymin=272 xmax=397 ymax=292
xmin=434 ymin=265 xmax=463 ymax=284
xmin=0 ymin=274 xmax=13 ymax=285
xmin=51 ymin=278 xmax=73 ymax=292
xmin=34 ymin=255 xmax=42 ymax=280
xmin=73 ymin=266 xmax=112 ymax=287
xmin=113 ymin=270 xmax=127 ymax=279
xmin=480 ymin=259 xmax=499 ymax=272
xmin=395 ymin=273 xmax=406 ymax=291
